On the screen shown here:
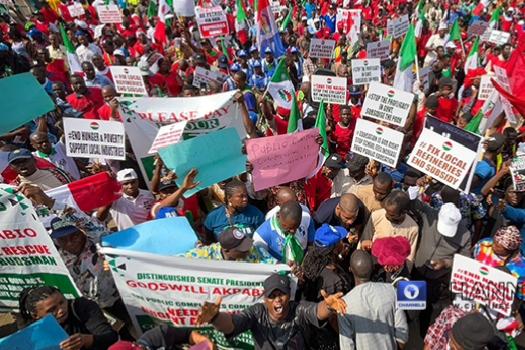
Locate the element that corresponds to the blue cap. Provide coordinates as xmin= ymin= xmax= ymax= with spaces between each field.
xmin=238 ymin=49 xmax=248 ymax=57
xmin=7 ymin=148 xmax=32 ymax=164
xmin=290 ymin=46 xmax=298 ymax=53
xmin=0 ymin=43 xmax=9 ymax=52
xmin=249 ymin=46 xmax=258 ymax=53
xmin=252 ymin=60 xmax=261 ymax=68
xmin=28 ymin=28 xmax=42 ymax=39
xmin=314 ymin=224 xmax=347 ymax=248
xmin=50 ymin=217 xmax=79 ymax=239
xmin=75 ymin=30 xmax=86 ymax=37
xmin=264 ymin=47 xmax=273 ymax=54
xmin=230 ymin=63 xmax=241 ymax=71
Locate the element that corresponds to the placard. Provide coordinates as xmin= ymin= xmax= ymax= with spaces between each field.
xmin=351 ymin=119 xmax=404 ymax=168
xmin=479 ymin=75 xmax=495 ymax=101
xmin=63 ymin=118 xmax=126 ymax=160
xmin=311 ymin=75 xmax=347 ymax=105
xmin=366 ymin=40 xmax=391 ymax=60
xmin=488 ymin=30 xmax=511 ymax=45
xmin=192 ymin=66 xmax=227 ymax=89
xmin=148 ymin=122 xmax=187 ymax=154
xmin=511 ymin=156 xmax=525 ymax=192
xmin=407 ymin=127 xmax=478 ymax=189
xmin=68 ymin=2 xmax=85 ymax=17
xmin=361 ymin=82 xmax=413 ymax=127
xmin=110 ymin=66 xmax=148 ymax=96
xmin=387 ymin=15 xmax=409 ymax=39
xmin=451 ymin=254 xmax=516 ymax=316
xmin=420 ymin=66 xmax=432 ymax=92
xmin=493 ymin=66 xmax=517 ymax=124
xmin=336 ymin=9 xmax=361 ymax=36
xmin=96 ymin=4 xmax=122 ymax=23
xmin=309 ymin=39 xmax=336 ymax=59
xmin=468 ymin=20 xmax=489 ymax=38
xmin=351 ymin=58 xmax=381 ymax=85
xmin=195 ymin=6 xmax=229 ymax=39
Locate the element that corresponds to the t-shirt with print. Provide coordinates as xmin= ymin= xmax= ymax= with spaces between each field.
xmin=313 ymin=197 xmax=366 ymax=236
xmin=204 ymin=205 xmax=265 ymax=241
xmin=228 ymin=301 xmax=322 ymax=350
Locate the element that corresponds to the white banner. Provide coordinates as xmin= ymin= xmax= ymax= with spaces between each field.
xmin=148 ymin=122 xmax=187 ymax=154
xmin=195 ymin=6 xmax=229 ymax=39
xmin=351 ymin=119 xmax=404 ymax=168
xmin=366 ymin=40 xmax=391 ymax=60
xmin=100 ymin=247 xmax=289 ymax=346
xmin=311 ymin=75 xmax=347 ymax=105
xmin=63 ymin=118 xmax=126 ymax=160
xmin=407 ymin=127 xmax=478 ymax=189
xmin=479 ymin=75 xmax=495 ymax=101
xmin=308 ymin=39 xmax=336 ymax=59
xmin=0 ymin=185 xmax=79 ymax=309
xmin=351 ymin=58 xmax=381 ymax=85
xmin=110 ymin=66 xmax=148 ymax=96
xmin=387 ymin=15 xmax=409 ymax=39
xmin=488 ymin=30 xmax=511 ymax=45
xmin=68 ymin=2 xmax=85 ymax=17
xmin=96 ymin=5 xmax=122 ymax=24
xmin=361 ymin=82 xmax=413 ymax=127
xmin=192 ymin=66 xmax=227 ymax=89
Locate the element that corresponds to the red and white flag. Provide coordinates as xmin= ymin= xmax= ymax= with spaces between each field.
xmin=154 ymin=0 xmax=173 ymax=46
xmin=46 ymin=172 xmax=122 ymax=212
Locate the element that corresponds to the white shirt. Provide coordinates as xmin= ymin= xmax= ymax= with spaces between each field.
xmin=34 ymin=141 xmax=81 ymax=180
xmin=424 ymin=34 xmax=446 ymax=67
xmin=76 ymin=43 xmax=102 ymax=64
xmin=110 ymin=189 xmax=155 ymax=231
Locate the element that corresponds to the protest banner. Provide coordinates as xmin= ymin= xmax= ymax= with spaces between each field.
xmin=99 ymin=246 xmax=289 ymax=347
xmin=351 ymin=58 xmax=381 ymax=85
xmin=482 ymin=90 xmax=504 ymax=129
xmin=0 ymin=73 xmax=54 ymax=136
xmin=366 ymin=40 xmax=391 ymax=60
xmin=68 ymin=2 xmax=85 ymax=17
xmin=195 ymin=6 xmax=229 ymax=39
xmin=159 ymin=128 xmax=247 ymax=198
xmin=351 ymin=119 xmax=404 ymax=168
xmin=488 ymin=30 xmax=511 ymax=45
xmin=451 ymin=254 xmax=516 ymax=316
xmin=247 ymin=129 xmax=320 ymax=191
xmin=271 ymin=0 xmax=280 ymax=14
xmin=0 ymin=185 xmax=79 ymax=310
xmin=407 ymin=121 xmax=479 ymax=190
xmin=467 ymin=20 xmax=489 ymax=38
xmin=0 ymin=315 xmax=68 ymax=349
xmin=148 ymin=122 xmax=187 ymax=154
xmin=110 ymin=66 xmax=148 ymax=96
xmin=479 ymin=75 xmax=495 ymax=101
xmin=308 ymin=39 xmax=336 ymax=59
xmin=311 ymin=75 xmax=347 ymax=105
xmin=387 ymin=15 xmax=409 ymax=39
xmin=419 ymin=66 xmax=432 ymax=92
xmin=96 ymin=5 xmax=122 ymax=23
xmin=63 ymin=118 xmax=126 ymax=160
xmin=361 ymin=82 xmax=413 ymax=127
xmin=336 ymin=9 xmax=361 ymax=41
xmin=511 ymin=156 xmax=525 ymax=192
xmin=192 ymin=66 xmax=227 ymax=89
xmin=492 ymin=66 xmax=517 ymax=124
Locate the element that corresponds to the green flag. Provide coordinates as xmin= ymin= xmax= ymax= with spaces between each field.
xmin=465 ymin=111 xmax=483 ymax=134
xmin=490 ymin=7 xmax=502 ymax=28
xmin=59 ymin=23 xmax=82 ymax=73
xmin=449 ymin=19 xmax=461 ymax=42
xmin=417 ymin=0 xmax=426 ymax=21
xmin=236 ymin=0 xmax=247 ymax=23
xmin=280 ymin=6 xmax=293 ymax=32
xmin=399 ymin=24 xmax=417 ymax=71
xmin=147 ymin=0 xmax=157 ymax=19
xmin=287 ymin=94 xmax=302 ymax=133
xmin=315 ymin=101 xmax=330 ymax=158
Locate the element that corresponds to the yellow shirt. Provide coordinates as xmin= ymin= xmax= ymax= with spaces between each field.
xmin=348 ymin=184 xmax=383 ymax=213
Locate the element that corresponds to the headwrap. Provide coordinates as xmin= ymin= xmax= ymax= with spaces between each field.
xmin=494 ymin=226 xmax=522 ymax=251
xmin=371 ymin=236 xmax=411 ymax=267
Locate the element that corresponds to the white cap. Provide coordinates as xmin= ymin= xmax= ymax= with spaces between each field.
xmin=116 ymin=168 xmax=138 ymax=183
xmin=438 ymin=22 xmax=448 ymax=31
xmin=446 ymin=41 xmax=457 ymax=49
xmin=437 ymin=203 xmax=462 ymax=237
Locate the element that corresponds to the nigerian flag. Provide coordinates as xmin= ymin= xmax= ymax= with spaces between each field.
xmin=464 ymin=37 xmax=479 ymax=72
xmin=287 ymin=94 xmax=302 ymax=133
xmin=490 ymin=7 xmax=502 ymax=28
xmin=280 ymin=6 xmax=293 ymax=32
xmin=393 ymin=24 xmax=417 ymax=92
xmin=267 ymin=58 xmax=295 ymax=111
xmin=315 ymin=101 xmax=330 ymax=159
xmin=449 ymin=19 xmax=461 ymax=41
xmin=59 ymin=23 xmax=81 ymax=73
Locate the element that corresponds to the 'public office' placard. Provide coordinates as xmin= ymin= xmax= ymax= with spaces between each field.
xmin=351 ymin=118 xmax=404 ymax=168
xmin=351 ymin=58 xmax=381 ymax=85
xmin=309 ymin=39 xmax=336 ymax=59
xmin=361 ymin=82 xmax=413 ymax=127
xmin=64 ymin=118 xmax=126 ymax=160
xmin=311 ymin=75 xmax=347 ymax=105
xmin=110 ymin=66 xmax=148 ymax=96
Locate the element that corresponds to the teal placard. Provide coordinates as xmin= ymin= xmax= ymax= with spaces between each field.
xmin=0 ymin=315 xmax=68 ymax=349
xmin=0 ymin=73 xmax=55 ymax=135
xmin=159 ymin=127 xmax=247 ymax=197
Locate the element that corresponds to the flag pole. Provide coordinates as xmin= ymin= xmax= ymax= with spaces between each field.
xmin=460 ymin=37 xmax=466 ymax=57
xmin=414 ymin=54 xmax=420 ymax=82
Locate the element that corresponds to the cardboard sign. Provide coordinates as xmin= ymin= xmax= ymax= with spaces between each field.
xmin=309 ymin=39 xmax=336 ymax=59
xmin=192 ymin=66 xmax=226 ymax=89
xmin=511 ymin=156 xmax=525 ymax=192
xmin=336 ymin=9 xmax=361 ymax=38
xmin=271 ymin=0 xmax=280 ymax=14
xmin=96 ymin=5 xmax=122 ymax=23
xmin=361 ymin=82 xmax=413 ymax=127
xmin=407 ymin=126 xmax=478 ymax=189
xmin=488 ymin=30 xmax=511 ymax=45
xmin=387 ymin=15 xmax=409 ymax=39
xmin=195 ymin=6 xmax=229 ymax=39
xmin=493 ymin=66 xmax=517 ymax=124
xmin=0 ymin=315 xmax=68 ymax=349
xmin=351 ymin=58 xmax=381 ymax=85
xmin=351 ymin=119 xmax=404 ymax=168
xmin=68 ymin=2 xmax=85 ymax=17
xmin=148 ymin=122 xmax=187 ymax=154
xmin=451 ymin=254 xmax=517 ymax=316
xmin=311 ymin=75 xmax=348 ymax=105
xmin=468 ymin=20 xmax=489 ymax=38
xmin=110 ymin=66 xmax=148 ymax=96
xmin=479 ymin=75 xmax=495 ymax=101
xmin=420 ymin=66 xmax=432 ymax=92
xmin=366 ymin=40 xmax=391 ymax=60
xmin=63 ymin=118 xmax=126 ymax=160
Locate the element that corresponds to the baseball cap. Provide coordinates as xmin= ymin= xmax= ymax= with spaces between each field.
xmin=249 ymin=46 xmax=258 ymax=53
xmin=437 ymin=203 xmax=462 ymax=237
xmin=218 ymin=55 xmax=228 ymax=69
xmin=346 ymin=154 xmax=369 ymax=173
xmin=8 ymin=149 xmax=32 ymax=164
xmin=108 ymin=341 xmax=142 ymax=350
xmin=451 ymin=313 xmax=495 ymax=350
xmin=252 ymin=60 xmax=262 ymax=68
xmin=116 ymin=168 xmax=138 ymax=183
xmin=314 ymin=224 xmax=347 ymax=248
xmin=49 ymin=217 xmax=79 ymax=239
xmin=230 ymin=63 xmax=241 ymax=72
xmin=219 ymin=227 xmax=253 ymax=252
xmin=238 ymin=49 xmax=248 ymax=58
xmin=486 ymin=133 xmax=505 ymax=152
xmin=264 ymin=47 xmax=273 ymax=55
xmin=324 ymin=154 xmax=345 ymax=169
xmin=263 ymin=273 xmax=291 ymax=297
xmin=290 ymin=46 xmax=298 ymax=54
xmin=195 ymin=54 xmax=206 ymax=64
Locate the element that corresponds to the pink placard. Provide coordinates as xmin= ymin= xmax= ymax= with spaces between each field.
xmin=247 ymin=128 xmax=320 ymax=191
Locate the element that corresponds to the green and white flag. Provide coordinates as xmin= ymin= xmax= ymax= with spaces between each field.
xmin=464 ymin=37 xmax=479 ymax=72
xmin=315 ymin=100 xmax=330 ymax=159
xmin=59 ymin=23 xmax=82 ymax=74
xmin=266 ymin=58 xmax=295 ymax=110
xmin=489 ymin=6 xmax=502 ymax=28
xmin=287 ymin=94 xmax=302 ymax=133
xmin=280 ymin=6 xmax=293 ymax=32
xmin=393 ymin=24 xmax=417 ymax=92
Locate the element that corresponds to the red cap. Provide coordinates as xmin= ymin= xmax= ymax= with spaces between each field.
xmin=371 ymin=236 xmax=411 ymax=267
xmin=108 ymin=341 xmax=142 ymax=350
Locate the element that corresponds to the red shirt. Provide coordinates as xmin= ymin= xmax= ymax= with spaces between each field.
xmin=97 ymin=103 xmax=121 ymax=121
xmin=66 ymin=87 xmax=104 ymax=119
xmin=304 ymin=171 xmax=332 ymax=212
xmin=40 ymin=6 xmax=59 ymax=23
xmin=274 ymin=115 xmax=289 ymax=135
xmin=333 ymin=123 xmax=353 ymax=159
xmin=149 ymin=72 xmax=183 ymax=97
xmin=58 ymin=3 xmax=73 ymax=23
xmin=436 ymin=96 xmax=458 ymax=123
xmin=413 ymin=108 xmax=427 ymax=147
